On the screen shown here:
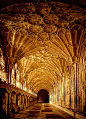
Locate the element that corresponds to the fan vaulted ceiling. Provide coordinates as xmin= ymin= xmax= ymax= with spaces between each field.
xmin=0 ymin=0 xmax=86 ymax=94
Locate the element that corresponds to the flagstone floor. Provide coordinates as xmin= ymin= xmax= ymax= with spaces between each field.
xmin=5 ymin=103 xmax=74 ymax=119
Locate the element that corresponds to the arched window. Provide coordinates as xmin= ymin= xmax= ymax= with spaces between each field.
xmin=11 ymin=68 xmax=15 ymax=85
xmin=23 ymin=78 xmax=26 ymax=91
xmin=0 ymin=48 xmax=7 ymax=82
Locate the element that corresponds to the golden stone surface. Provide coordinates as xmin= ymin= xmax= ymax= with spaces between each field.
xmin=0 ymin=1 xmax=86 ymax=117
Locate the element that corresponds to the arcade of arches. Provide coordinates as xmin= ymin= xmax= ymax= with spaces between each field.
xmin=0 ymin=0 xmax=86 ymax=118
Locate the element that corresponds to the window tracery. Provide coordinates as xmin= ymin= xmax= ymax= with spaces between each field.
xmin=0 ymin=48 xmax=7 ymax=82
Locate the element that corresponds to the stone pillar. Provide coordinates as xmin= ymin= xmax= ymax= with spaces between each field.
xmin=72 ymin=56 xmax=78 ymax=110
xmin=54 ymin=87 xmax=55 ymax=104
xmin=50 ymin=93 xmax=52 ymax=103
xmin=82 ymin=57 xmax=86 ymax=112
xmin=71 ymin=66 xmax=75 ymax=109
xmin=24 ymin=96 xmax=26 ymax=108
xmin=55 ymin=86 xmax=57 ymax=104
xmin=27 ymin=96 xmax=28 ymax=105
xmin=8 ymin=92 xmax=12 ymax=117
xmin=52 ymin=89 xmax=54 ymax=103
xmin=5 ymin=92 xmax=8 ymax=116
xmin=69 ymin=71 xmax=71 ymax=109
xmin=11 ymin=92 xmax=16 ymax=113
xmin=76 ymin=61 xmax=80 ymax=110
xmin=29 ymin=97 xmax=31 ymax=106
xmin=22 ymin=95 xmax=24 ymax=109
xmin=56 ymin=86 xmax=57 ymax=104
xmin=15 ymin=94 xmax=18 ymax=112
xmin=84 ymin=63 xmax=86 ymax=112
xmin=62 ymin=74 xmax=66 ymax=107
xmin=27 ymin=96 xmax=29 ymax=106
xmin=26 ymin=96 xmax=27 ymax=107
xmin=61 ymin=77 xmax=63 ymax=106
xmin=21 ymin=95 xmax=23 ymax=110
xmin=18 ymin=94 xmax=21 ymax=111
xmin=52 ymin=91 xmax=53 ymax=102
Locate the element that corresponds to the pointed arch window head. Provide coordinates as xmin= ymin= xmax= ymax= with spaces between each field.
xmin=0 ymin=48 xmax=5 ymax=68
xmin=23 ymin=78 xmax=26 ymax=90
xmin=11 ymin=68 xmax=15 ymax=85
xmin=15 ymin=63 xmax=17 ymax=69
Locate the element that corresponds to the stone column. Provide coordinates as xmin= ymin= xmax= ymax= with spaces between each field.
xmin=53 ymin=89 xmax=54 ymax=103
xmin=53 ymin=87 xmax=55 ymax=103
xmin=21 ymin=95 xmax=23 ymax=110
xmin=5 ymin=92 xmax=8 ymax=116
xmin=8 ymin=92 xmax=12 ymax=117
xmin=55 ymin=86 xmax=57 ymax=104
xmin=26 ymin=96 xmax=27 ymax=107
xmin=72 ymin=56 xmax=78 ymax=110
xmin=29 ymin=97 xmax=31 ymax=106
xmin=76 ymin=61 xmax=80 ymax=110
xmin=24 ymin=96 xmax=26 ymax=108
xmin=22 ymin=95 xmax=24 ymax=109
xmin=27 ymin=96 xmax=28 ymax=106
xmin=71 ymin=66 xmax=75 ymax=109
xmin=11 ymin=92 xmax=16 ymax=113
xmin=15 ymin=94 xmax=18 ymax=112
xmin=28 ymin=96 xmax=29 ymax=106
xmin=61 ymin=77 xmax=63 ymax=106
xmin=69 ymin=70 xmax=72 ymax=109
xmin=62 ymin=73 xmax=65 ymax=107
xmin=18 ymin=94 xmax=21 ymax=111
xmin=82 ymin=57 xmax=86 ymax=112
xmin=51 ymin=91 xmax=53 ymax=102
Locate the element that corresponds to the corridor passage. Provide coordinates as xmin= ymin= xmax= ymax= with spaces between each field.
xmin=0 ymin=1 xmax=86 ymax=118
xmin=5 ymin=103 xmax=74 ymax=119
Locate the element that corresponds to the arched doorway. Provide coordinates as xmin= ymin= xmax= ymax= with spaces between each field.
xmin=0 ymin=88 xmax=8 ymax=118
xmin=37 ymin=89 xmax=49 ymax=103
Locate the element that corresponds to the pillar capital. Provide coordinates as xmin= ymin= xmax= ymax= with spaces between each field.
xmin=72 ymin=56 xmax=78 ymax=63
xmin=61 ymin=73 xmax=65 ymax=77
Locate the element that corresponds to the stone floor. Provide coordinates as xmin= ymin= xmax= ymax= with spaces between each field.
xmin=5 ymin=103 xmax=75 ymax=119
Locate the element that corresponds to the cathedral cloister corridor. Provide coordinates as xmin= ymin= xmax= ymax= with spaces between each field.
xmin=0 ymin=0 xmax=86 ymax=119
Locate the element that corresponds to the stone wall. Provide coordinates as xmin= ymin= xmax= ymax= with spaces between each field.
xmin=50 ymin=52 xmax=86 ymax=116
xmin=0 ymin=80 xmax=37 ymax=118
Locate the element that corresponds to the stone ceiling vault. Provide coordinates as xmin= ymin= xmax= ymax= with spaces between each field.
xmin=0 ymin=1 xmax=86 ymax=94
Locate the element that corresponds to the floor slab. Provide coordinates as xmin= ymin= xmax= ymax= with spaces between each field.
xmin=4 ymin=103 xmax=75 ymax=119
